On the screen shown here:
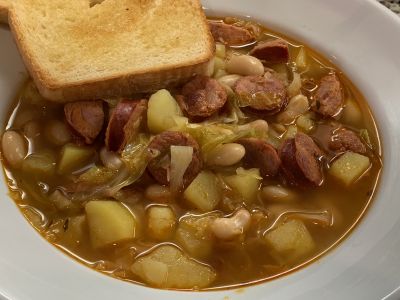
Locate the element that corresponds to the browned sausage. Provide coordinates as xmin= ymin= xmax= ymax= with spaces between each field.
xmin=64 ymin=100 xmax=104 ymax=144
xmin=279 ymin=132 xmax=324 ymax=187
xmin=329 ymin=128 xmax=366 ymax=154
xmin=177 ymin=75 xmax=227 ymax=120
xmin=238 ymin=138 xmax=281 ymax=177
xmin=312 ymin=74 xmax=343 ymax=118
xmin=208 ymin=21 xmax=255 ymax=46
xmin=233 ymin=72 xmax=287 ymax=114
xmin=147 ymin=131 xmax=202 ymax=187
xmin=105 ymin=99 xmax=147 ymax=153
xmin=249 ymin=39 xmax=289 ymax=64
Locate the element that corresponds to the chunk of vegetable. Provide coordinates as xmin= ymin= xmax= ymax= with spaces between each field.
xmin=58 ymin=144 xmax=94 ymax=175
xmin=295 ymin=47 xmax=308 ymax=69
xmin=341 ymin=99 xmax=362 ymax=126
xmin=62 ymin=215 xmax=87 ymax=247
xmin=296 ymin=115 xmax=314 ymax=132
xmin=147 ymin=89 xmax=184 ymax=134
xmin=175 ymin=215 xmax=215 ymax=259
xmin=170 ymin=145 xmax=193 ymax=193
xmin=282 ymin=125 xmax=298 ymax=140
xmin=184 ymin=171 xmax=221 ymax=212
xmin=85 ymin=201 xmax=136 ymax=248
xmin=215 ymin=43 xmax=226 ymax=58
xmin=147 ymin=206 xmax=176 ymax=241
xmin=329 ymin=152 xmax=370 ymax=185
xmin=265 ymin=219 xmax=315 ymax=263
xmin=22 ymin=152 xmax=56 ymax=178
xmin=131 ymin=245 xmax=216 ymax=289
xmin=49 ymin=190 xmax=73 ymax=210
xmin=223 ymin=168 xmax=261 ymax=204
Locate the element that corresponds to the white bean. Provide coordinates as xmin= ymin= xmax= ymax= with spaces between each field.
xmin=276 ymin=94 xmax=309 ymax=124
xmin=2 ymin=130 xmax=27 ymax=168
xmin=239 ymin=119 xmax=269 ymax=136
xmin=217 ymin=74 xmax=242 ymax=88
xmin=100 ymin=147 xmax=123 ymax=170
xmin=207 ymin=143 xmax=245 ymax=166
xmin=45 ymin=120 xmax=72 ymax=146
xmin=226 ymin=55 xmax=264 ymax=76
xmin=145 ymin=184 xmax=172 ymax=203
xmin=261 ymin=185 xmax=297 ymax=203
xmin=211 ymin=208 xmax=251 ymax=240
xmin=23 ymin=121 xmax=41 ymax=138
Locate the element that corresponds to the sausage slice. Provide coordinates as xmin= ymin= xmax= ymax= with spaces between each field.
xmin=64 ymin=100 xmax=104 ymax=144
xmin=177 ymin=75 xmax=227 ymax=120
xmin=329 ymin=128 xmax=366 ymax=154
xmin=106 ymin=99 xmax=147 ymax=152
xmin=233 ymin=72 xmax=287 ymax=114
xmin=312 ymin=74 xmax=343 ymax=118
xmin=238 ymin=138 xmax=281 ymax=177
xmin=147 ymin=131 xmax=202 ymax=187
xmin=279 ymin=132 xmax=324 ymax=187
xmin=209 ymin=21 xmax=255 ymax=46
xmin=249 ymin=39 xmax=290 ymax=64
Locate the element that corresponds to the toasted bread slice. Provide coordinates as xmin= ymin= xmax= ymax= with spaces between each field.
xmin=2 ymin=0 xmax=214 ymax=102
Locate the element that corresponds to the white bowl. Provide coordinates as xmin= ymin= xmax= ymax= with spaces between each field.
xmin=1 ymin=0 xmax=400 ymax=299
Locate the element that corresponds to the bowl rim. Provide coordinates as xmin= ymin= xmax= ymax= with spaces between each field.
xmin=1 ymin=0 xmax=400 ymax=299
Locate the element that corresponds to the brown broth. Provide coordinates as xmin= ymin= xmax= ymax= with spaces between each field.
xmin=1 ymin=16 xmax=382 ymax=290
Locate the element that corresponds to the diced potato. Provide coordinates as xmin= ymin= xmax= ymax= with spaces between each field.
xmin=147 ymin=205 xmax=176 ymax=241
xmin=265 ymin=219 xmax=315 ymax=263
xmin=183 ymin=171 xmax=221 ymax=212
xmin=341 ymin=99 xmax=362 ymax=126
xmin=85 ymin=201 xmax=136 ymax=249
xmin=49 ymin=190 xmax=73 ymax=210
xmin=175 ymin=215 xmax=215 ymax=259
xmin=22 ymin=152 xmax=56 ymax=177
xmin=223 ymin=168 xmax=261 ymax=204
xmin=329 ymin=152 xmax=371 ymax=185
xmin=296 ymin=115 xmax=314 ymax=132
xmin=131 ymin=245 xmax=216 ymax=289
xmin=147 ymin=89 xmax=184 ymax=134
xmin=58 ymin=144 xmax=94 ymax=175
xmin=282 ymin=125 xmax=298 ymax=140
xmin=62 ymin=215 xmax=88 ymax=247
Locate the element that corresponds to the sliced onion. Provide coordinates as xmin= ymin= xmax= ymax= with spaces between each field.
xmin=170 ymin=145 xmax=193 ymax=193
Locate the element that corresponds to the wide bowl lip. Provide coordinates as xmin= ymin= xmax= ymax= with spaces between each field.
xmin=1 ymin=0 xmax=400 ymax=299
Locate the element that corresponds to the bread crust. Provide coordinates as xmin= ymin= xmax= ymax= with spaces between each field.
xmin=6 ymin=0 xmax=215 ymax=102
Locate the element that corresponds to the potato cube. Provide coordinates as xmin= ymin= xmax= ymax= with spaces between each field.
xmin=85 ymin=201 xmax=136 ymax=249
xmin=183 ymin=171 xmax=221 ymax=212
xmin=131 ymin=245 xmax=216 ymax=289
xmin=62 ymin=215 xmax=88 ymax=247
xmin=175 ymin=215 xmax=215 ymax=259
xmin=265 ymin=219 xmax=315 ymax=263
xmin=147 ymin=89 xmax=184 ymax=134
xmin=341 ymin=99 xmax=362 ymax=126
xmin=147 ymin=205 xmax=176 ymax=241
xmin=223 ymin=168 xmax=261 ymax=204
xmin=58 ymin=144 xmax=94 ymax=175
xmin=329 ymin=152 xmax=370 ymax=185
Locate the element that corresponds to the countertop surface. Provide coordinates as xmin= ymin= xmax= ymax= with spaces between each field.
xmin=379 ymin=0 xmax=400 ymax=15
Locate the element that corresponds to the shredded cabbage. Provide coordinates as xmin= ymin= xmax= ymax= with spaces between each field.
xmin=69 ymin=134 xmax=151 ymax=200
xmin=170 ymin=145 xmax=193 ymax=193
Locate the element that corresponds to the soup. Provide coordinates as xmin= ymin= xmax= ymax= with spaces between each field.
xmin=0 ymin=16 xmax=382 ymax=290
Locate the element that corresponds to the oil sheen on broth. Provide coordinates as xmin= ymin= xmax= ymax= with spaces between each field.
xmin=1 ymin=16 xmax=382 ymax=290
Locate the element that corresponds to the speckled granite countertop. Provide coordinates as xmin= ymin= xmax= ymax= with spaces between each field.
xmin=378 ymin=0 xmax=400 ymax=15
